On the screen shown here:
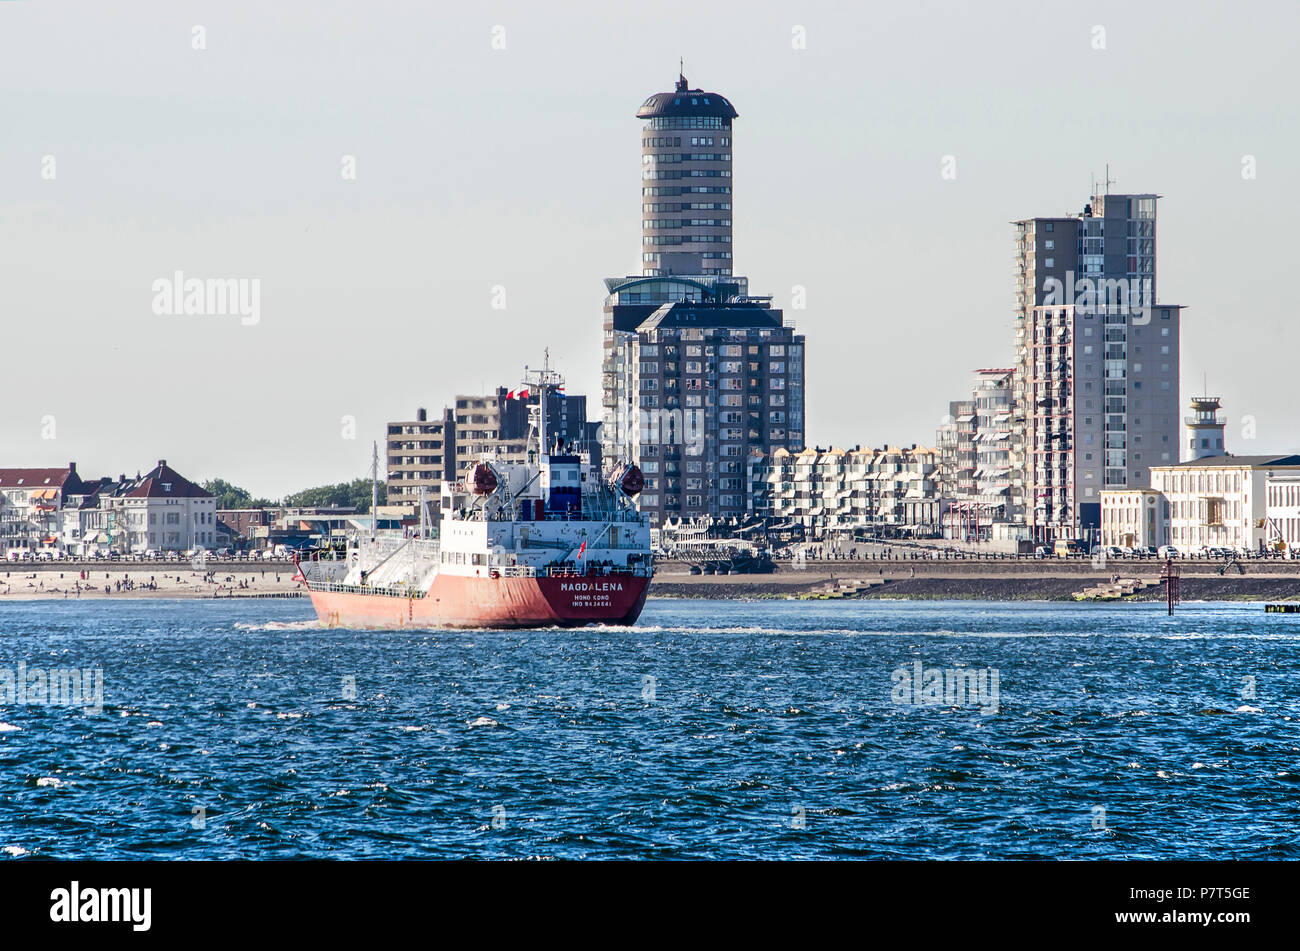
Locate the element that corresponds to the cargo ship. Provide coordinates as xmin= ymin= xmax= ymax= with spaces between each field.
xmin=298 ymin=359 xmax=653 ymax=629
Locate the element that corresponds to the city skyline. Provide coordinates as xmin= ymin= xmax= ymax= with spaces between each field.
xmin=3 ymin=0 xmax=1296 ymax=498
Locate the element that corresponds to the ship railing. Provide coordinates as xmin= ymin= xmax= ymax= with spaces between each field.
xmin=308 ymin=580 xmax=428 ymax=599
xmin=541 ymin=563 xmax=653 ymax=579
xmin=494 ymin=564 xmax=537 ymax=578
xmin=298 ymin=560 xmax=350 ymax=585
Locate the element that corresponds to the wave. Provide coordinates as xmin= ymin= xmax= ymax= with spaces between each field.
xmin=233 ymin=620 xmax=321 ymax=632
xmin=586 ymin=622 xmax=1300 ymax=640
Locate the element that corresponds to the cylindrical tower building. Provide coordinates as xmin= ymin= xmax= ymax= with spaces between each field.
xmin=637 ymin=73 xmax=738 ymax=277
xmin=1185 ymin=396 xmax=1226 ymax=460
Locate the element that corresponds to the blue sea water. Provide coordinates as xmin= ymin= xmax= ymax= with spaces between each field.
xmin=0 ymin=597 xmax=1298 ymax=860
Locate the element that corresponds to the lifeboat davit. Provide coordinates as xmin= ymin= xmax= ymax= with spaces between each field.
xmin=615 ymin=463 xmax=644 ymax=497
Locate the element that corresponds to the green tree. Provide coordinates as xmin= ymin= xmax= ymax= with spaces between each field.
xmin=202 ymin=478 xmax=274 ymax=509
xmin=283 ymin=478 xmax=385 ymax=514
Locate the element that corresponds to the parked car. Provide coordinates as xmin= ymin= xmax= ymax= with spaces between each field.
xmin=1157 ymin=545 xmax=1180 ymax=559
xmin=1034 ymin=545 xmax=1050 ymax=558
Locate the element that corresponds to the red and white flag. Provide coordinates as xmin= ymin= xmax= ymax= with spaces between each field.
xmin=507 ymin=387 xmax=531 ymax=400
xmin=578 ymin=541 xmax=586 ymax=557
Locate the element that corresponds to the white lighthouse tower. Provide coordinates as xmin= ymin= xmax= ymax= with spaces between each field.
xmin=1185 ymin=395 xmax=1226 ymax=461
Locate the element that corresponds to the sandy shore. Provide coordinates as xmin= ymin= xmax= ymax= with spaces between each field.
xmin=0 ymin=566 xmax=304 ymax=600
xmin=5 ymin=559 xmax=1300 ymax=603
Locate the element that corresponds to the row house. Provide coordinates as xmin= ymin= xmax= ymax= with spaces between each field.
xmin=2 ymin=460 xmax=216 ymax=556
xmin=0 ymin=464 xmax=85 ymax=557
xmin=760 ymin=445 xmax=940 ymax=538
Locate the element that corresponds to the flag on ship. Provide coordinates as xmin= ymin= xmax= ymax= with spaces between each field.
xmin=507 ymin=386 xmax=531 ymax=400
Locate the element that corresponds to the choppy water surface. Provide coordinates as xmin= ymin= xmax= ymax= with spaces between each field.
xmin=1 ymin=598 xmax=1298 ymax=859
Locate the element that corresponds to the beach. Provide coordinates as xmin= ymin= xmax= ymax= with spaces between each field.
xmin=0 ymin=564 xmax=303 ymax=600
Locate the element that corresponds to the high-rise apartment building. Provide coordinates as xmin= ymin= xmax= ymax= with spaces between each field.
xmin=605 ymin=299 xmax=804 ymax=526
xmin=637 ymin=73 xmax=737 ymax=277
xmin=603 ymin=73 xmax=805 ymax=525
xmin=1012 ymin=191 xmax=1183 ymax=543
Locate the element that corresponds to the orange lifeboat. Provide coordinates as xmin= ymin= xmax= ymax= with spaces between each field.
xmin=471 ymin=462 xmax=499 ymax=496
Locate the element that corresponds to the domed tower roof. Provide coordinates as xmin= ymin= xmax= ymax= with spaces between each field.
xmin=636 ymin=72 xmax=738 ymax=119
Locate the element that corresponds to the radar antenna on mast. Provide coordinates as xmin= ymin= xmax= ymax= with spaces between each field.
xmin=521 ymin=351 xmax=566 ymax=459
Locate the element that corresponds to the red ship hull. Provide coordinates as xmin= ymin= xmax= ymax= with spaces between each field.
xmin=307 ymin=571 xmax=651 ymax=630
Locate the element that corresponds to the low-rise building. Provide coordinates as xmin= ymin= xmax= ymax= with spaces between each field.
xmin=761 ymin=445 xmax=940 ymax=538
xmin=116 ymin=460 xmax=218 ymax=553
xmin=1264 ymin=473 xmax=1300 ymax=552
xmin=1098 ymin=488 xmax=1166 ymax=549
xmin=1101 ymin=454 xmax=1300 ymax=553
xmin=0 ymin=464 xmax=85 ymax=557
xmin=2 ymin=460 xmax=216 ymax=556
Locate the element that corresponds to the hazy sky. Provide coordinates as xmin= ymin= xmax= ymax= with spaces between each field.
xmin=3 ymin=0 xmax=1296 ymax=497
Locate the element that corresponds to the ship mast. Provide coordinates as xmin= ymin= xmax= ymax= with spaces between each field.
xmin=539 ymin=348 xmax=549 ymax=458
xmin=524 ymin=349 xmax=564 ymax=459
xmin=370 ymin=440 xmax=379 ymax=541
